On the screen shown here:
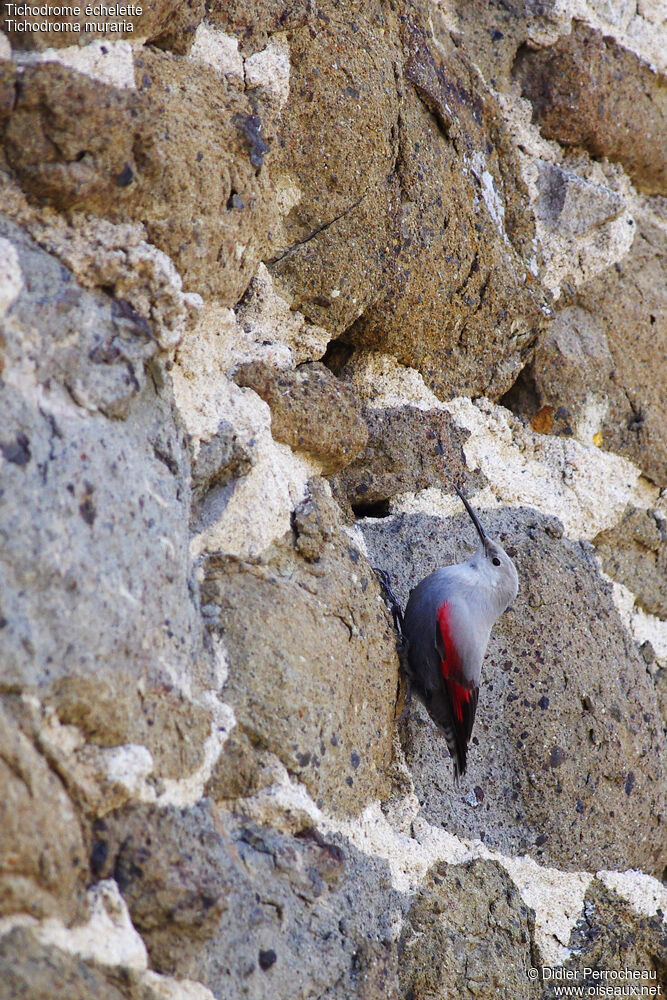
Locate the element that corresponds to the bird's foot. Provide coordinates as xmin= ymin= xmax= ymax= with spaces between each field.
xmin=373 ymin=567 xmax=405 ymax=640
xmin=374 ymin=568 xmax=412 ymax=723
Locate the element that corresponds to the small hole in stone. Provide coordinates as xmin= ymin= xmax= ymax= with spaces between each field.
xmin=321 ymin=339 xmax=355 ymax=376
xmin=351 ymin=498 xmax=391 ymax=519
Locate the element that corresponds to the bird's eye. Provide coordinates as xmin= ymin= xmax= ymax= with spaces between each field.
xmin=492 ymin=557 xmax=501 ymax=566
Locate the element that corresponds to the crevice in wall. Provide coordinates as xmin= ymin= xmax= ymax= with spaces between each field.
xmin=351 ymin=498 xmax=392 ymax=519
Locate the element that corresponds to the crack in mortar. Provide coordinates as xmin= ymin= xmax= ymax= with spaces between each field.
xmin=345 ymin=351 xmax=660 ymax=540
xmin=319 ymin=797 xmax=667 ymax=967
xmin=0 ymin=881 xmax=217 ymax=999
xmin=26 ymin=691 xmax=236 ymax=813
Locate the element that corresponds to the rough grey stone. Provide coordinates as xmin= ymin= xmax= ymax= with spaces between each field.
xmin=94 ymin=800 xmax=402 ymax=1000
xmin=398 ymin=859 xmax=538 ymax=1000
xmin=501 ymin=304 xmax=615 ymax=439
xmin=234 ymin=361 xmax=369 ymax=475
xmin=594 ymin=506 xmax=667 ymax=618
xmin=330 ymin=403 xmax=486 ymax=518
xmin=290 ymin=476 xmax=343 ymax=562
xmin=190 ymin=419 xmax=254 ymax=518
xmin=656 ymin=670 xmax=667 ymax=729
xmin=201 ymin=484 xmax=398 ymax=816
xmin=95 ymin=802 xmax=230 ymax=945
xmin=0 ymin=216 xmax=156 ymax=419
xmin=535 ymin=161 xmax=624 ymax=237
xmin=0 ymin=0 xmax=665 ymax=994
xmin=360 ymin=505 xmax=665 ymax=876
xmin=0 ymin=219 xmax=211 ymax=780
xmin=547 ymin=880 xmax=667 ymax=996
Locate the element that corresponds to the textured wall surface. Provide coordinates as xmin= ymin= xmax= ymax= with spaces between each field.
xmin=0 ymin=1 xmax=665 ymax=998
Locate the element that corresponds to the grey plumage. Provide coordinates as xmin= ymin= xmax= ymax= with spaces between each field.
xmin=402 ymin=489 xmax=518 ymax=778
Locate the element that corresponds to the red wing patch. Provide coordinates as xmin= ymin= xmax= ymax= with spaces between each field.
xmin=436 ymin=602 xmax=458 ymax=673
xmin=448 ymin=677 xmax=471 ymax=724
xmin=436 ymin=601 xmax=479 ymax=776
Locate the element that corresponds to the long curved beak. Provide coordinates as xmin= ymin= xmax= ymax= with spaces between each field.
xmin=454 ymin=485 xmax=488 ymax=545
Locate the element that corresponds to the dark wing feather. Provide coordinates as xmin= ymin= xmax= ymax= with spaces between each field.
xmin=403 ymin=577 xmax=479 ymax=779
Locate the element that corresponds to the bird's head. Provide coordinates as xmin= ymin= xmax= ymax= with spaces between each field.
xmin=454 ymin=485 xmax=519 ymax=610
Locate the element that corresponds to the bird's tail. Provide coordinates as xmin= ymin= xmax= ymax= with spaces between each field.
xmin=428 ymin=690 xmax=469 ymax=780
xmin=448 ymin=727 xmax=468 ymax=782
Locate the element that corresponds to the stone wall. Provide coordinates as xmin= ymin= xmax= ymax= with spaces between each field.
xmin=0 ymin=2 xmax=665 ymax=998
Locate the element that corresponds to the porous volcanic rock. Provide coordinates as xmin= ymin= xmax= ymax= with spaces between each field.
xmin=515 ymin=22 xmax=667 ymax=196
xmin=0 ymin=702 xmax=88 ymax=922
xmin=535 ymin=162 xmax=625 ymax=240
xmin=657 ymin=671 xmax=667 ymax=729
xmin=131 ymin=48 xmax=279 ymax=301
xmin=2 ymin=2 xmax=205 ymax=52
xmin=443 ymin=0 xmax=566 ymax=90
xmin=3 ymin=51 xmax=279 ymax=302
xmin=0 ymin=0 xmax=665 ymax=995
xmin=504 ymin=205 xmax=667 ymax=484
xmin=501 ymin=304 xmax=617 ymax=441
xmin=3 ymin=62 xmax=139 ymax=214
xmin=149 ymin=1 xmax=206 ymax=55
xmin=0 ymin=219 xmax=211 ymax=780
xmin=570 ymin=206 xmax=667 ymax=485
xmin=269 ymin=0 xmax=547 ymax=401
xmin=549 ymin=879 xmax=667 ymax=996
xmin=94 ymin=801 xmax=402 ymax=999
xmin=398 ymin=859 xmax=538 ymax=1000
xmin=234 ymin=361 xmax=368 ymax=475
xmin=330 ymin=403 xmax=486 ymax=518
xmin=594 ymin=506 xmax=667 ymax=619
xmin=207 ymin=0 xmax=312 ymax=55
xmin=201 ymin=482 xmax=398 ymax=815
xmin=190 ymin=419 xmax=255 ymax=512
xmin=95 ymin=802 xmax=230 ymax=947
xmin=268 ymin=0 xmax=401 ymax=334
xmin=344 ymin=0 xmax=546 ymax=401
xmin=0 ymin=216 xmax=157 ymax=418
xmin=360 ymin=505 xmax=664 ymax=876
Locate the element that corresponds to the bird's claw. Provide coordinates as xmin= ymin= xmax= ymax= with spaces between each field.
xmin=373 ymin=567 xmax=405 ymax=639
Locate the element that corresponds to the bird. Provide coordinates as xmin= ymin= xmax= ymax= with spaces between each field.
xmin=401 ymin=486 xmax=518 ymax=779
